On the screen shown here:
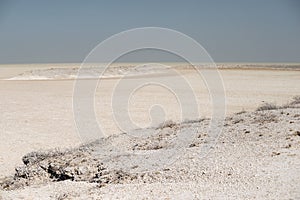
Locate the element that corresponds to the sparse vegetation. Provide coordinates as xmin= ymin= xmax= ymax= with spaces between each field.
xmin=182 ymin=118 xmax=206 ymax=124
xmin=256 ymin=103 xmax=279 ymax=111
xmin=292 ymin=95 xmax=300 ymax=104
xmin=22 ymin=149 xmax=68 ymax=165
xmin=54 ymin=192 xmax=69 ymax=200
xmin=157 ymin=120 xmax=177 ymax=129
xmin=236 ymin=110 xmax=246 ymax=115
xmin=256 ymin=96 xmax=300 ymax=111
xmin=287 ymin=95 xmax=300 ymax=107
xmin=252 ymin=113 xmax=278 ymax=124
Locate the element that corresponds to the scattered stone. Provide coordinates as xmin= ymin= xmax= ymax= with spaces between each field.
xmin=233 ymin=118 xmax=244 ymax=124
xmin=189 ymin=143 xmax=196 ymax=148
xmin=272 ymin=152 xmax=281 ymax=156
xmin=285 ymin=144 xmax=292 ymax=148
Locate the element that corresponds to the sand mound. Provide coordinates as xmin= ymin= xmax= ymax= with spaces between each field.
xmin=0 ymin=118 xmax=210 ymax=190
xmin=6 ymin=65 xmax=170 ymax=80
xmin=5 ymin=63 xmax=300 ymax=81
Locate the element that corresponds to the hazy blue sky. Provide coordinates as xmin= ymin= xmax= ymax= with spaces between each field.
xmin=0 ymin=0 xmax=299 ymax=64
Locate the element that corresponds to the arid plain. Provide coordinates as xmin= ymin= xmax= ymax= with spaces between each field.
xmin=0 ymin=63 xmax=300 ymax=199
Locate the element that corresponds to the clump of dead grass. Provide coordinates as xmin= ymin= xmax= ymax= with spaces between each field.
xmin=288 ymin=96 xmax=300 ymax=107
xmin=256 ymin=96 xmax=300 ymax=111
xmin=256 ymin=103 xmax=279 ymax=111
xmin=157 ymin=120 xmax=178 ymax=129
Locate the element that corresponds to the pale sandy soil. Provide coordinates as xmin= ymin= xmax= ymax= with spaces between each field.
xmin=1 ymin=107 xmax=300 ymax=199
xmin=0 ymin=64 xmax=299 ymax=199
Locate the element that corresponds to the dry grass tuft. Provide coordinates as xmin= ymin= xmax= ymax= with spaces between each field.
xmin=235 ymin=110 xmax=246 ymax=115
xmin=157 ymin=120 xmax=177 ymax=129
xmin=252 ymin=113 xmax=278 ymax=124
xmin=289 ymin=96 xmax=300 ymax=106
xmin=256 ymin=103 xmax=279 ymax=111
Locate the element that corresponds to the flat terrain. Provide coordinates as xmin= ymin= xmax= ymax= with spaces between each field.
xmin=0 ymin=64 xmax=299 ymax=199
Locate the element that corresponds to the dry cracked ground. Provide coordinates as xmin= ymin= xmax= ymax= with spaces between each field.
xmin=0 ymin=97 xmax=300 ymax=199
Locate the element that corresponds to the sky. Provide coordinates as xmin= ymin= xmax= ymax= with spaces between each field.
xmin=0 ymin=0 xmax=299 ymax=64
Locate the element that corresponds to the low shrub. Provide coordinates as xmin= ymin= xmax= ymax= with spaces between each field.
xmin=256 ymin=103 xmax=278 ymax=111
